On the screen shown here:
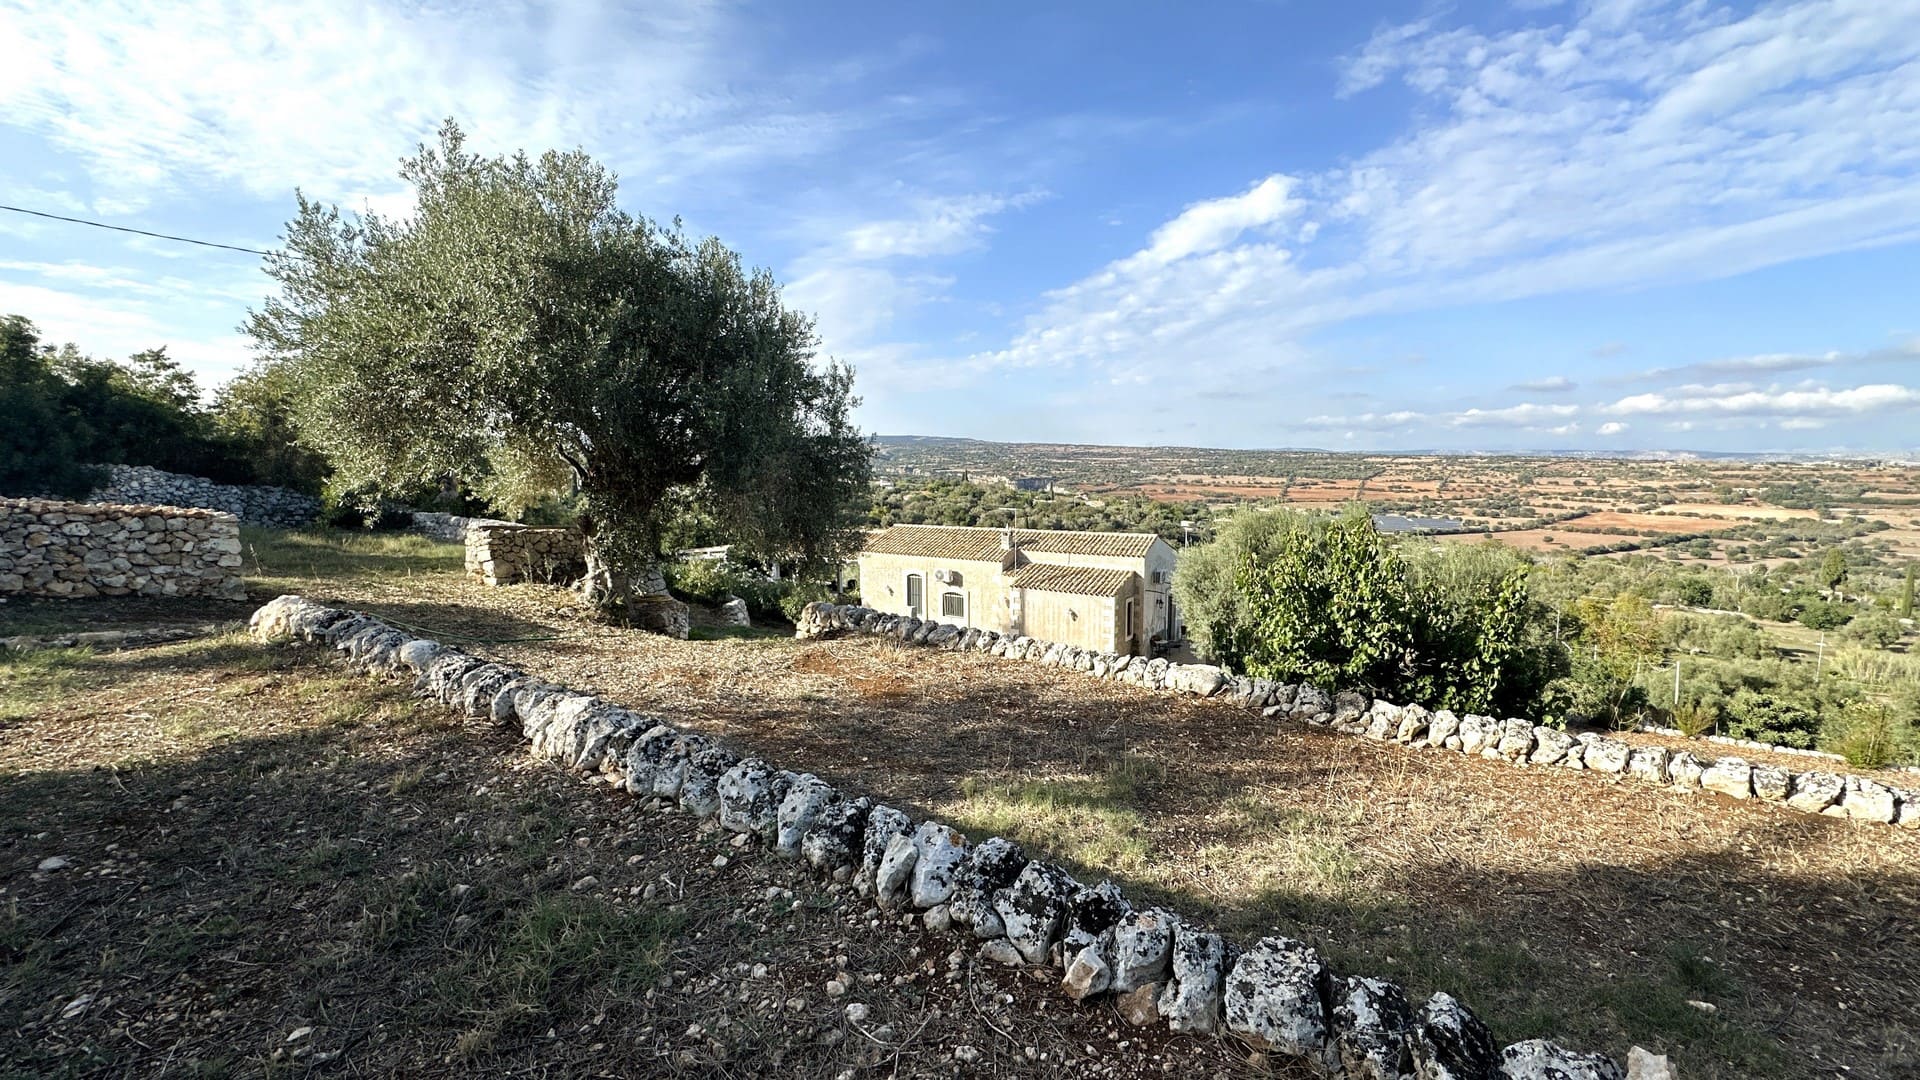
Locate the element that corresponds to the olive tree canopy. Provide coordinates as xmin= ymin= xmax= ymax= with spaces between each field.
xmin=246 ymin=122 xmax=871 ymax=613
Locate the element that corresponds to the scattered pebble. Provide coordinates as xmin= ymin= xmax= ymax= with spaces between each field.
xmin=37 ymin=856 xmax=71 ymax=872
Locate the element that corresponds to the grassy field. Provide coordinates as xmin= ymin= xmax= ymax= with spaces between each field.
xmin=4 ymin=528 xmax=1919 ymax=1077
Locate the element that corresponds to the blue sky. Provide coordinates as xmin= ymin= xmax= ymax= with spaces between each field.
xmin=3 ymin=0 xmax=1918 ymax=453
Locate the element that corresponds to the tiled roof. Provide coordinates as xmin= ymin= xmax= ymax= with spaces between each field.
xmin=1007 ymin=563 xmax=1138 ymax=597
xmin=861 ymin=524 xmax=1158 ymax=561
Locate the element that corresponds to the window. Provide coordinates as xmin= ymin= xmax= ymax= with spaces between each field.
xmin=1124 ymin=598 xmax=1135 ymax=641
xmin=941 ymin=592 xmax=965 ymax=618
xmin=905 ymin=573 xmax=923 ymax=615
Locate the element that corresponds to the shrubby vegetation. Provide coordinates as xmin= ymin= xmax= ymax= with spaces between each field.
xmin=1175 ymin=509 xmax=1563 ymax=716
xmin=1177 ymin=506 xmax=1920 ymax=764
xmin=869 ymin=477 xmax=1212 ymax=545
xmin=0 ymin=314 xmax=327 ymax=497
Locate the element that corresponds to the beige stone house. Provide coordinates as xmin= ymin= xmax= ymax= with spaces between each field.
xmin=856 ymin=524 xmax=1180 ymax=656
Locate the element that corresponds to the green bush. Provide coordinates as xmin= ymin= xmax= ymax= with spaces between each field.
xmin=1795 ymin=599 xmax=1854 ymax=631
xmin=1185 ymin=510 xmax=1560 ymax=716
xmin=1722 ymin=689 xmax=1819 ymax=749
xmin=1819 ymin=700 xmax=1918 ymax=768
xmin=1841 ymin=609 xmax=1905 ymax=649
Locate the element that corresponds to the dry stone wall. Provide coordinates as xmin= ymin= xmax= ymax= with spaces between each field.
xmin=249 ymin=593 xmax=1669 ymax=1080
xmin=89 ymin=465 xmax=318 ymax=528
xmin=408 ymin=511 xmax=513 ymax=543
xmin=1 ymin=498 xmax=247 ymax=600
xmin=464 ymin=524 xmax=586 ymax=586
xmin=794 ymin=603 xmax=1920 ymax=831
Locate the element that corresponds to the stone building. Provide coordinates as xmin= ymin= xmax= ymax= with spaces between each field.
xmin=855 ymin=524 xmax=1179 ymax=655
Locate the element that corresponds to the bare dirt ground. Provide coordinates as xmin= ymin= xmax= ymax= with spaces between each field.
xmin=5 ymin=530 xmax=1919 ymax=1078
xmin=0 ymin=636 xmax=1265 ymax=1079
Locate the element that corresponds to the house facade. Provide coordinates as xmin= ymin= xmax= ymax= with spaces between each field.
xmin=855 ymin=524 xmax=1180 ymax=656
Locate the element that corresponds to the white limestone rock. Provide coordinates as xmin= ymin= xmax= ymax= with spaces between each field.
xmin=1624 ymin=746 xmax=1671 ymax=785
xmin=858 ymin=805 xmax=912 ymax=896
xmin=1061 ymin=943 xmax=1113 ymax=1001
xmin=1699 ymin=757 xmax=1754 ymax=799
xmin=1410 ymin=991 xmax=1498 ymax=1080
xmin=1529 ymin=727 xmax=1575 ymax=766
xmin=775 ymin=774 xmax=837 ymax=858
xmin=717 ymin=759 xmax=788 ymax=842
xmin=1333 ymin=976 xmax=1417 ymax=1080
xmin=993 ymin=861 xmax=1078 ymax=965
xmin=1158 ymin=923 xmax=1227 ymax=1034
xmin=678 ymin=744 xmax=738 ymax=817
xmin=909 ymin=821 xmax=970 ymax=909
xmin=1110 ymin=908 xmax=1179 ymax=993
xmin=801 ymin=796 xmax=869 ymax=871
xmin=1840 ymin=775 xmax=1899 ymax=823
xmin=1222 ymin=935 xmax=1331 ymax=1061
xmin=948 ymin=837 xmax=1028 ymax=938
xmin=1784 ymin=770 xmax=1844 ymax=814
xmin=1426 ymin=709 xmax=1462 ymax=749
xmin=1582 ymin=737 xmax=1630 ymax=774
xmin=875 ymin=832 xmax=918 ymax=910
xmin=1494 ymin=718 xmax=1535 ymax=762
xmin=1665 ymin=751 xmax=1706 ymax=789
xmin=1498 ymin=1039 xmax=1624 ymax=1080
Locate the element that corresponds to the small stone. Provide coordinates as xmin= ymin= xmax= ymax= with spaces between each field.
xmin=1062 ymin=943 xmax=1113 ymax=1001
xmin=1118 ymin=982 xmax=1162 ymax=1027
xmin=1627 ymin=1046 xmax=1673 ymax=1080
xmin=845 ymin=1002 xmax=870 ymax=1023
xmin=286 ymin=1026 xmax=314 ymax=1043
xmin=1498 ymin=1039 xmax=1626 ymax=1080
xmin=712 ymin=855 xmax=730 ymax=869
xmin=36 ymin=856 xmax=71 ymax=872
xmin=954 ymin=1045 xmax=981 ymax=1064
xmin=570 ymin=875 xmax=599 ymax=892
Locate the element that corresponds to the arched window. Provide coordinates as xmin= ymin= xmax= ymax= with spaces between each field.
xmin=941 ymin=591 xmax=966 ymax=619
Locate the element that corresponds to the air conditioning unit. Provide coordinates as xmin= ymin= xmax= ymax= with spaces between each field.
xmin=934 ymin=569 xmax=953 ymax=584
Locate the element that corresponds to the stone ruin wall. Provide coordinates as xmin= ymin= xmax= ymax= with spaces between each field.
xmin=250 ymin=593 xmax=1674 ymax=1080
xmin=89 ymin=464 xmax=319 ymax=528
xmin=1 ymin=498 xmax=247 ymax=600
xmin=794 ymin=603 xmax=1920 ymax=831
xmin=464 ymin=524 xmax=586 ymax=586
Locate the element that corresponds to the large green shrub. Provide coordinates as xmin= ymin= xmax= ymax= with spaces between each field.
xmin=1722 ymin=689 xmax=1820 ymax=749
xmin=1184 ymin=510 xmax=1559 ymax=715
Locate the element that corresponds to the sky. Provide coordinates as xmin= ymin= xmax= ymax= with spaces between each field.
xmin=3 ymin=0 xmax=1919 ymax=455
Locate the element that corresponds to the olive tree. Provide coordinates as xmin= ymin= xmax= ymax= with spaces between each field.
xmin=246 ymin=123 xmax=870 ymax=617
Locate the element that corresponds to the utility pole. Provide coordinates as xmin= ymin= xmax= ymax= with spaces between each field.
xmin=1673 ymin=658 xmax=1681 ymax=706
xmin=1816 ymin=631 xmax=1826 ymax=683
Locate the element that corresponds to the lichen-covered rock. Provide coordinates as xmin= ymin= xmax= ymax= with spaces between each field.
xmin=1494 ymin=718 xmax=1535 ymax=762
xmin=1411 ymin=991 xmax=1498 ymax=1080
xmin=1365 ymin=701 xmax=1403 ymax=741
xmin=1333 ymin=691 xmax=1371 ymax=732
xmin=875 ymin=832 xmax=918 ymax=910
xmin=1458 ymin=715 xmax=1500 ymax=756
xmin=1896 ymin=791 xmax=1920 ymax=830
xmin=1700 ymin=757 xmax=1754 ymax=799
xmin=621 ymin=725 xmax=681 ymax=795
xmin=1624 ymin=746 xmax=1671 ymax=785
xmin=1785 ymin=770 xmax=1844 ymax=814
xmin=571 ymin=706 xmax=643 ymax=773
xmin=653 ymin=731 xmax=714 ymax=799
xmin=1665 ymin=751 xmax=1706 ymax=789
xmin=1529 ymin=727 xmax=1575 ymax=766
xmin=775 ymin=774 xmax=837 ymax=858
xmin=1059 ymin=880 xmax=1131 ymax=960
xmin=1498 ymin=1039 xmax=1624 ymax=1079
xmin=717 ymin=759 xmax=788 ymax=842
xmin=1333 ymin=976 xmax=1416 ymax=1080
xmin=678 ymin=744 xmax=738 ymax=817
xmin=1582 ymin=737 xmax=1630 ymax=774
xmin=949 ymin=837 xmax=1027 ymax=938
xmin=1222 ymin=935 xmax=1330 ymax=1059
xmin=1110 ymin=908 xmax=1179 ymax=993
xmin=1840 ymin=776 xmax=1898 ymax=823
xmin=1291 ymin=684 xmax=1332 ymax=722
xmin=801 ymin=796 xmax=870 ymax=871
xmin=1751 ymin=764 xmax=1791 ymax=803
xmin=1396 ymin=704 xmax=1432 ymax=744
xmin=994 ymin=861 xmax=1078 ymax=965
xmin=1426 ymin=710 xmax=1462 ymax=749
xmin=909 ymin=821 xmax=970 ymax=909
xmin=1158 ymin=924 xmax=1227 ymax=1034
xmin=859 ymin=805 xmax=912 ymax=896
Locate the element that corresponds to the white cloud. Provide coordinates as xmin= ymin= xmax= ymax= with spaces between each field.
xmin=1301 ymin=401 xmax=1578 ymax=431
xmin=1607 ymin=382 xmax=1920 ymax=417
xmin=841 ymin=192 xmax=1045 ymax=260
xmin=1510 ymin=375 xmax=1577 ymax=392
xmin=1139 ymin=176 xmax=1302 ymax=264
xmin=973 ymin=0 xmax=1920 ymax=383
xmin=0 ymin=0 xmax=861 ymax=209
xmin=1597 ymin=421 xmax=1629 ymax=435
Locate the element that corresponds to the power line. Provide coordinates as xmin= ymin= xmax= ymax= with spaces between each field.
xmin=0 ymin=203 xmax=277 ymax=257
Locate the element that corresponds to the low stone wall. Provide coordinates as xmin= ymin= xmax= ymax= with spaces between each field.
xmin=89 ymin=465 xmax=319 ymax=528
xmin=795 ymin=603 xmax=1919 ymax=831
xmin=1 ymin=499 xmax=247 ymax=600
xmin=408 ymin=511 xmax=514 ymax=543
xmin=464 ymin=524 xmax=585 ymax=586
xmin=250 ymin=594 xmax=1665 ymax=1080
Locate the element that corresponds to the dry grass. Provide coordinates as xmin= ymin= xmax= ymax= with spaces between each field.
xmin=6 ymin=528 xmax=1919 ymax=1077
xmin=0 ymin=636 xmax=1262 ymax=1079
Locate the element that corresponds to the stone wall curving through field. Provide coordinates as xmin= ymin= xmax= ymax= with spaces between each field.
xmin=249 ymin=593 xmax=1671 ymax=1080
xmin=1 ymin=498 xmax=247 ymax=600
xmin=88 ymin=464 xmax=319 ymax=528
xmin=793 ymin=602 xmax=1920 ymax=831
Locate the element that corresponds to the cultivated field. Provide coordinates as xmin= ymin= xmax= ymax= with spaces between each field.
xmin=6 ymin=530 xmax=1916 ymax=1077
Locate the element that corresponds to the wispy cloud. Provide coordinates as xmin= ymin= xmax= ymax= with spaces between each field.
xmin=1510 ymin=375 xmax=1577 ymax=393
